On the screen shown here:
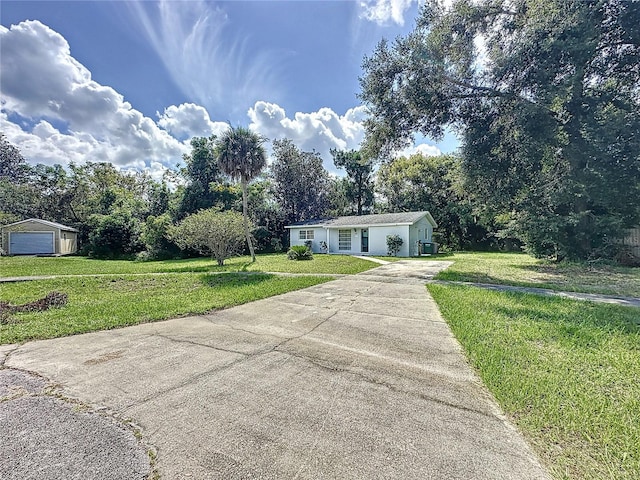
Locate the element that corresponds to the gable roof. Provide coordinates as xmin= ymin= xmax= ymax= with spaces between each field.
xmin=286 ymin=211 xmax=437 ymax=228
xmin=1 ymin=218 xmax=78 ymax=232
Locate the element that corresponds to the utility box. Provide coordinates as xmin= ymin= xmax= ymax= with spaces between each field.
xmin=421 ymin=242 xmax=439 ymax=255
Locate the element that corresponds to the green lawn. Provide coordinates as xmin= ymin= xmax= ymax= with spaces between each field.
xmin=0 ymin=253 xmax=376 ymax=277
xmin=428 ymin=283 xmax=640 ymax=480
xmin=381 ymin=251 xmax=640 ymax=297
xmin=0 ymin=273 xmax=331 ymax=344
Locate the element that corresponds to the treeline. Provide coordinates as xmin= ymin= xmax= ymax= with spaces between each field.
xmin=0 ymin=132 xmax=501 ymax=259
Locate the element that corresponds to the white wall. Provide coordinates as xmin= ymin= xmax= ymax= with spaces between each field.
xmin=369 ymin=225 xmax=411 ymax=257
xmin=288 ymin=227 xmax=327 ymax=253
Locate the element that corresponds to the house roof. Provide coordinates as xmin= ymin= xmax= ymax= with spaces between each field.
xmin=286 ymin=211 xmax=437 ymax=228
xmin=1 ymin=218 xmax=78 ymax=232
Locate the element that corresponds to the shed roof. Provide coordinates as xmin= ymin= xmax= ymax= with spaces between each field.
xmin=286 ymin=211 xmax=437 ymax=228
xmin=1 ymin=218 xmax=78 ymax=232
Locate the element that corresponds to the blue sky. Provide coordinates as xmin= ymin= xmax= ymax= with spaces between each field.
xmin=1 ymin=0 xmax=458 ymax=177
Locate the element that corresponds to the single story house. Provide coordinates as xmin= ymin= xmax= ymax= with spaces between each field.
xmin=286 ymin=211 xmax=438 ymax=257
xmin=1 ymin=219 xmax=78 ymax=255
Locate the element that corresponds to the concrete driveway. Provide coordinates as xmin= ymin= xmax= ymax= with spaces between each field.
xmin=2 ymin=260 xmax=550 ymax=479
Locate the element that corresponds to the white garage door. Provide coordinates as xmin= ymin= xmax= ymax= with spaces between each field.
xmin=9 ymin=232 xmax=55 ymax=255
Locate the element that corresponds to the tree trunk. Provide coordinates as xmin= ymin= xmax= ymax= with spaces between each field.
xmin=241 ymin=177 xmax=256 ymax=262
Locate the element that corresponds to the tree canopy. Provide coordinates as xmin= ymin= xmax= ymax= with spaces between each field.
xmin=271 ymin=139 xmax=332 ymax=224
xmin=360 ymin=0 xmax=640 ymax=260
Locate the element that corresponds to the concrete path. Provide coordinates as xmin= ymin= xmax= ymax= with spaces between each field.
xmin=2 ymin=261 xmax=550 ymax=479
xmin=429 ymin=279 xmax=640 ymax=308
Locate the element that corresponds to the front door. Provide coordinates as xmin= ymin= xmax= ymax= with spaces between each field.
xmin=361 ymin=229 xmax=369 ymax=253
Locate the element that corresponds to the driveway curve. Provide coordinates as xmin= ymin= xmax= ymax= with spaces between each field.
xmin=2 ymin=260 xmax=550 ymax=479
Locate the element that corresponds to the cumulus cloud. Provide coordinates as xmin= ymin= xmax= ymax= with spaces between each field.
xmin=129 ymin=0 xmax=284 ymax=117
xmin=157 ymin=103 xmax=228 ymax=140
xmin=248 ymin=101 xmax=367 ymax=171
xmin=396 ymin=142 xmax=442 ymax=158
xmin=359 ymin=0 xmax=417 ymax=26
xmin=0 ymin=20 xmax=187 ymax=170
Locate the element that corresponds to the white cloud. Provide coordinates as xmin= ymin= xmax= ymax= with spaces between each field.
xmin=359 ymin=0 xmax=417 ymax=26
xmin=248 ymin=101 xmax=367 ymax=171
xmin=129 ymin=0 xmax=284 ymax=117
xmin=0 ymin=20 xmax=187 ymax=170
xmin=396 ymin=142 xmax=442 ymax=158
xmin=157 ymin=103 xmax=228 ymax=140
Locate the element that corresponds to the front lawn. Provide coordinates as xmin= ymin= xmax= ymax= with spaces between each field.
xmin=398 ymin=251 xmax=640 ymax=297
xmin=0 ymin=253 xmax=376 ymax=277
xmin=429 ymin=283 xmax=640 ymax=479
xmin=0 ymin=273 xmax=331 ymax=344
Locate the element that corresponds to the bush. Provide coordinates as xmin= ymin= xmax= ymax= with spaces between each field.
xmin=386 ymin=234 xmax=404 ymax=256
xmin=287 ymin=245 xmax=313 ymax=261
xmin=167 ymin=208 xmax=248 ymax=266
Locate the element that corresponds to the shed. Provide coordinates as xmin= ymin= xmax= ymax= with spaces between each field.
xmin=1 ymin=219 xmax=78 ymax=255
xmin=286 ymin=211 xmax=438 ymax=257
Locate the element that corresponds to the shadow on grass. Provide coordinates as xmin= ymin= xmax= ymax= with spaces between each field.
xmin=200 ymin=272 xmax=275 ymax=288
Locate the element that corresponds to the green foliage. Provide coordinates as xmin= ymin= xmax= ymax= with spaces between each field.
xmin=168 ymin=208 xmax=248 ymax=266
xmin=140 ymin=213 xmax=181 ymax=260
xmin=215 ymin=126 xmax=268 ymax=262
xmin=360 ymin=0 xmax=640 ymax=260
xmin=330 ymin=149 xmax=374 ymax=215
xmin=377 ymin=154 xmax=494 ymax=250
xmin=86 ymin=210 xmax=144 ymax=259
xmin=386 ymin=234 xmax=403 ymax=256
xmin=0 ymin=274 xmax=331 ymax=344
xmin=271 ymin=139 xmax=331 ymax=224
xmin=287 ymin=245 xmax=313 ymax=261
xmin=0 ymin=133 xmax=30 ymax=182
xmin=429 ymin=284 xmax=640 ymax=479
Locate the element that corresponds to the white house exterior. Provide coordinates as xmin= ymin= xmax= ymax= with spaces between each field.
xmin=286 ymin=211 xmax=438 ymax=257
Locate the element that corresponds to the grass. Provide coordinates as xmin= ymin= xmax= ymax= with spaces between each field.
xmin=379 ymin=251 xmax=640 ymax=297
xmin=0 ymin=253 xmax=376 ymax=277
xmin=0 ymin=273 xmax=331 ymax=344
xmin=428 ymin=283 xmax=640 ymax=480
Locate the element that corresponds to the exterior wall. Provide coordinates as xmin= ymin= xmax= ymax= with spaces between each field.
xmin=327 ymin=228 xmax=357 ymax=254
xmin=288 ymin=227 xmax=327 ymax=253
xmin=59 ymin=231 xmax=78 ymax=255
xmin=1 ymin=220 xmax=78 ymax=255
xmin=409 ymin=218 xmax=434 ymax=256
xmin=368 ymin=225 xmax=411 ymax=257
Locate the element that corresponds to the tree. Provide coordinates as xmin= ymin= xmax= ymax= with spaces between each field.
xmin=168 ymin=209 xmax=247 ymax=266
xmin=270 ymin=139 xmax=332 ymax=225
xmin=177 ymin=135 xmax=239 ymax=217
xmin=377 ymin=153 xmax=491 ymax=249
xmin=0 ymin=133 xmax=31 ymax=182
xmin=360 ymin=0 xmax=640 ymax=260
xmin=330 ymin=149 xmax=374 ymax=215
xmin=215 ymin=126 xmax=267 ymax=262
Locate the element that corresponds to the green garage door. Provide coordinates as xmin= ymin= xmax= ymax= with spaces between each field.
xmin=9 ymin=232 xmax=55 ymax=255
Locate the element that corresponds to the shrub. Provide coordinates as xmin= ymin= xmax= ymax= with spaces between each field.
xmin=167 ymin=209 xmax=248 ymax=266
xmin=287 ymin=245 xmax=313 ymax=261
xmin=386 ymin=234 xmax=404 ymax=256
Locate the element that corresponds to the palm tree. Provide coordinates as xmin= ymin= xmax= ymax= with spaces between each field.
xmin=215 ymin=126 xmax=267 ymax=262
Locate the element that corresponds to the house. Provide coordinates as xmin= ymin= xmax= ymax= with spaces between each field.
xmin=286 ymin=211 xmax=438 ymax=257
xmin=1 ymin=219 xmax=78 ymax=255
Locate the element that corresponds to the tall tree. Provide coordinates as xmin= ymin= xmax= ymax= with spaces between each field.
xmin=270 ymin=139 xmax=332 ymax=225
xmin=377 ymin=153 xmax=491 ymax=249
xmin=330 ymin=149 xmax=374 ymax=216
xmin=0 ymin=133 xmax=31 ymax=182
xmin=360 ymin=0 xmax=640 ymax=260
xmin=215 ymin=126 xmax=267 ymax=262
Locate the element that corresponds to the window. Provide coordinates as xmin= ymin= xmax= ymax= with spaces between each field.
xmin=299 ymin=229 xmax=314 ymax=240
xmin=338 ymin=230 xmax=351 ymax=250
